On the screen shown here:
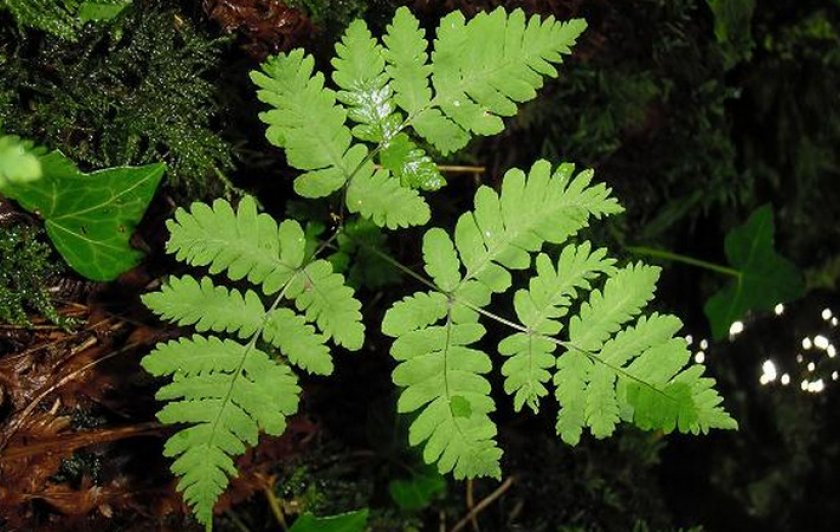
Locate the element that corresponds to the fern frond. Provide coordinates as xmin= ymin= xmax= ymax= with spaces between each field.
xmin=166 ymin=196 xmax=303 ymax=294
xmin=391 ymin=320 xmax=502 ymax=479
xmin=142 ymin=335 xmax=300 ymax=526
xmin=383 ymin=159 xmax=622 ymax=476
xmin=384 ymin=159 xmax=735 ymax=475
xmin=286 ymin=259 xmax=365 ymax=351
xmin=380 ymin=133 xmax=445 ymax=191
xmin=568 ymin=263 xmax=661 ymax=352
xmin=402 ymin=8 xmax=587 ymax=153
xmin=142 ymin=195 xmax=364 ymax=527
xmin=551 ymin=269 xmax=736 ymax=445
xmin=345 ymin=158 xmax=432 ymax=229
xmin=253 ymin=6 xmax=587 ymax=224
xmin=142 ymin=276 xmax=333 ymax=375
xmin=253 ymin=49 xmax=432 ymax=225
xmin=143 ymin=275 xmax=266 ymax=338
xmin=251 ymin=50 xmax=352 ymax=199
xmin=332 ymin=19 xmax=399 ymax=144
xmin=383 ymin=8 xmax=432 ymax=118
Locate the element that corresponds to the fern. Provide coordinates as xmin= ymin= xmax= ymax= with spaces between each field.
xmin=382 ymin=160 xmax=736 ymax=478
xmin=251 ymin=7 xmax=584 ymax=228
xmin=141 ymin=6 xmax=737 ymax=524
xmin=142 ymin=196 xmax=363 ymax=528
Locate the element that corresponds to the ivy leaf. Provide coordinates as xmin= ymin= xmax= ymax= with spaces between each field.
xmin=388 ymin=466 xmax=446 ymax=511
xmin=0 ymin=133 xmax=42 ymax=186
xmin=2 ymin=151 xmax=165 ymax=281
xmin=704 ymin=205 xmax=804 ymax=339
xmin=289 ymin=509 xmax=369 ymax=532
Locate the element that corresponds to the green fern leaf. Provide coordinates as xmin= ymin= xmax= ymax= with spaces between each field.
xmin=252 ymin=50 xmax=353 ymax=199
xmin=345 ymin=158 xmax=431 ymax=229
xmin=142 ymin=195 xmax=363 ymax=528
xmin=142 ymin=276 xmax=333 ymax=375
xmin=383 ymin=7 xmax=433 ymax=118
xmin=166 ymin=196 xmax=303 ymax=293
xmin=382 ymin=292 xmax=449 ymax=338
xmin=332 ymin=19 xmax=400 ymax=144
xmin=554 ymin=263 xmax=661 ymax=444
xmin=287 ymin=259 xmax=365 ymax=351
xmin=254 ymin=7 xmax=587 ymax=225
xmin=332 ymin=17 xmax=444 ymax=191
xmin=253 ymin=50 xmax=431 ymax=227
xmin=568 ymin=263 xmax=661 ymax=352
xmin=391 ymin=321 xmax=502 ymax=479
xmin=383 ymin=159 xmax=622 ymax=476
xmin=143 ymin=335 xmax=300 ymax=526
xmin=143 ymin=276 xmax=266 ymax=338
xmin=384 ymin=159 xmax=735 ymax=476
xmin=407 ymin=8 xmax=586 ymax=153
xmin=380 ymin=133 xmax=445 ymax=191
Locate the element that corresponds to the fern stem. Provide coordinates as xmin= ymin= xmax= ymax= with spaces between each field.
xmin=356 ymin=240 xmax=440 ymax=292
xmin=625 ymin=246 xmax=741 ymax=278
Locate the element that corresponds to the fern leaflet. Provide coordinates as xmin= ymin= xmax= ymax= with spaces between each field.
xmin=251 ymin=7 xmax=584 ymax=228
xmin=142 ymin=196 xmax=363 ymax=528
xmin=383 ymin=159 xmax=736 ymax=477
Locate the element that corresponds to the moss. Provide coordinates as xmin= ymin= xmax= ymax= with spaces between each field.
xmin=0 ymin=1 xmax=234 ymax=198
xmin=0 ymin=222 xmax=66 ymax=327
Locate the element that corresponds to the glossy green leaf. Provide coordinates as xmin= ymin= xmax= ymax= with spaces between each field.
xmin=1 ymin=151 xmax=165 ymax=281
xmin=289 ymin=509 xmax=369 ymax=532
xmin=704 ymin=205 xmax=804 ymax=339
xmin=380 ymin=133 xmax=444 ymax=191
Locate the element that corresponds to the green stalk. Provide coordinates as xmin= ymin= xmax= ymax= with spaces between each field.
xmin=625 ymin=245 xmax=741 ymax=278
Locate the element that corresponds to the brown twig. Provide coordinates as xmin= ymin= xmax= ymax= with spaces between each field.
xmin=0 ymin=341 xmax=144 ymax=453
xmin=0 ymin=422 xmax=165 ymax=461
xmin=466 ymin=479 xmax=479 ymax=531
xmin=263 ymin=482 xmax=288 ymax=531
xmin=451 ymin=477 xmax=515 ymax=532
